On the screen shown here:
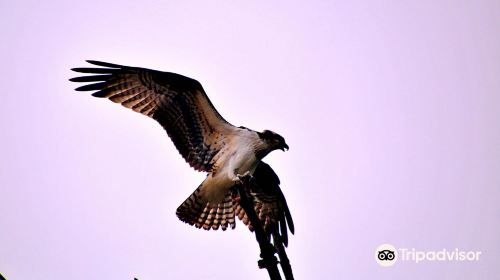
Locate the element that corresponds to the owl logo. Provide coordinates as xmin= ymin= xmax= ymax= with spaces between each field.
xmin=377 ymin=250 xmax=395 ymax=261
xmin=375 ymin=244 xmax=397 ymax=266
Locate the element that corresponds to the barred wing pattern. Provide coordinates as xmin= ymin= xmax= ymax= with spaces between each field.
xmin=70 ymin=60 xmax=236 ymax=172
xmin=234 ymin=162 xmax=295 ymax=246
xmin=176 ymin=186 xmax=238 ymax=231
xmin=175 ymin=161 xmax=294 ymax=245
xmin=71 ymin=61 xmax=294 ymax=242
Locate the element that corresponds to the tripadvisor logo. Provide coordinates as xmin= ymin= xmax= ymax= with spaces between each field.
xmin=375 ymin=244 xmax=397 ymax=267
xmin=375 ymin=244 xmax=482 ymax=267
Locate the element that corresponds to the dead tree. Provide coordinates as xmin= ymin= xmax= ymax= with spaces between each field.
xmin=234 ymin=175 xmax=294 ymax=280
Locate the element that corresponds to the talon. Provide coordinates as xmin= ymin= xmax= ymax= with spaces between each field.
xmin=232 ymin=171 xmax=253 ymax=184
xmin=238 ymin=171 xmax=253 ymax=181
xmin=232 ymin=176 xmax=242 ymax=183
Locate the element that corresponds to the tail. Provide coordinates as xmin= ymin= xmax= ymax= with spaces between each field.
xmin=176 ymin=186 xmax=236 ymax=231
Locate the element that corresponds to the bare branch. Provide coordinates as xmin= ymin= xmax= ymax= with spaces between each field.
xmin=234 ymin=175 xmax=283 ymax=280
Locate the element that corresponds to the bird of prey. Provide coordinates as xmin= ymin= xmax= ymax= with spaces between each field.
xmin=70 ymin=60 xmax=294 ymax=245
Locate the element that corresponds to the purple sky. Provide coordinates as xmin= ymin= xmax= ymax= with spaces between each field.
xmin=1 ymin=1 xmax=499 ymax=279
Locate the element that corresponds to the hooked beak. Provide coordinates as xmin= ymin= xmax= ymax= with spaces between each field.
xmin=280 ymin=143 xmax=289 ymax=151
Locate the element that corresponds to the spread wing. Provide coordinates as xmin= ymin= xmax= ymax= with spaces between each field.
xmin=70 ymin=60 xmax=237 ymax=172
xmin=234 ymin=162 xmax=295 ymax=246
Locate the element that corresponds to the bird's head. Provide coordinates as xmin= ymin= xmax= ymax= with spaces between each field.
xmin=258 ymin=130 xmax=289 ymax=151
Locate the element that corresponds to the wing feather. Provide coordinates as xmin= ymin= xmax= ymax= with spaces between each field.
xmin=71 ymin=60 xmax=237 ymax=172
xmin=175 ymin=162 xmax=294 ymax=242
xmin=233 ymin=162 xmax=294 ymax=246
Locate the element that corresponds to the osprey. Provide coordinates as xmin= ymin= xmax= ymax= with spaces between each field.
xmin=70 ymin=60 xmax=294 ymax=245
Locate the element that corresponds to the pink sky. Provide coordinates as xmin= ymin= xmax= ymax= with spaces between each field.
xmin=1 ymin=0 xmax=499 ymax=279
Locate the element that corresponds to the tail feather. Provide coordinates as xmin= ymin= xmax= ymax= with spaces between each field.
xmin=176 ymin=186 xmax=236 ymax=231
xmin=176 ymin=162 xmax=294 ymax=247
xmin=234 ymin=201 xmax=253 ymax=231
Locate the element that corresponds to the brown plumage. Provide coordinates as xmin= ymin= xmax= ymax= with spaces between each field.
xmin=71 ymin=60 xmax=294 ymax=245
xmin=71 ymin=60 xmax=231 ymax=172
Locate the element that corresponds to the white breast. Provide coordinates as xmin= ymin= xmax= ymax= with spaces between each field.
xmin=230 ymin=130 xmax=261 ymax=174
xmin=200 ymin=129 xmax=264 ymax=204
xmin=213 ymin=129 xmax=261 ymax=179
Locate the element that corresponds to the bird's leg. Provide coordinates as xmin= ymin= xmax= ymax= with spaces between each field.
xmin=231 ymin=170 xmax=253 ymax=185
xmin=238 ymin=170 xmax=252 ymax=180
